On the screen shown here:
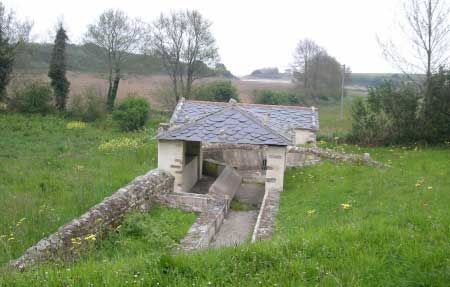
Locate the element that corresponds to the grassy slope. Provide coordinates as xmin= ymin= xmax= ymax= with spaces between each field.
xmin=3 ymin=145 xmax=449 ymax=286
xmin=0 ymin=114 xmax=162 ymax=265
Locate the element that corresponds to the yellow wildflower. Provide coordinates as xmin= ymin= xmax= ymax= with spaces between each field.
xmin=84 ymin=234 xmax=96 ymax=241
xmin=307 ymin=209 xmax=316 ymax=216
xmin=71 ymin=237 xmax=82 ymax=246
xmin=415 ymin=179 xmax=425 ymax=187
xmin=66 ymin=121 xmax=87 ymax=129
xmin=98 ymin=136 xmax=145 ymax=152
xmin=427 ymin=186 xmax=433 ymax=190
xmin=341 ymin=203 xmax=352 ymax=210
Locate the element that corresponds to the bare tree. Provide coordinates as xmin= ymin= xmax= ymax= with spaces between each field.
xmin=184 ymin=10 xmax=218 ymax=96
xmin=292 ymin=39 xmax=322 ymax=89
xmin=149 ymin=11 xmax=186 ymax=102
xmin=85 ymin=9 xmax=145 ymax=111
xmin=148 ymin=10 xmax=218 ymax=102
xmin=379 ymin=0 xmax=450 ymax=88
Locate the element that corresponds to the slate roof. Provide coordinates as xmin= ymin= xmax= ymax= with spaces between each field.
xmin=157 ymin=103 xmax=292 ymax=146
xmin=170 ymin=99 xmax=319 ymax=135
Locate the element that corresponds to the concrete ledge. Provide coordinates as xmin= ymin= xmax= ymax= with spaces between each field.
xmin=209 ymin=166 xmax=242 ymax=202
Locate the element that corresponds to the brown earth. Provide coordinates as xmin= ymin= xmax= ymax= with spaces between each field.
xmin=10 ymin=71 xmax=296 ymax=109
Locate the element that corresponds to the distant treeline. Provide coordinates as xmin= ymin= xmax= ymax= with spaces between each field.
xmin=349 ymin=73 xmax=422 ymax=88
xmin=14 ymin=42 xmax=235 ymax=78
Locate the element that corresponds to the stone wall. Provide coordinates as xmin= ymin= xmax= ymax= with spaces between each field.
xmin=202 ymin=143 xmax=265 ymax=171
xmin=252 ymin=187 xmax=281 ymax=241
xmin=10 ymin=169 xmax=174 ymax=271
xmin=286 ymin=148 xmax=321 ymax=167
xmin=155 ymin=192 xmax=209 ymax=213
xmin=252 ymin=146 xmax=286 ymax=242
xmin=178 ymin=166 xmax=242 ymax=251
xmin=289 ymin=146 xmax=388 ymax=168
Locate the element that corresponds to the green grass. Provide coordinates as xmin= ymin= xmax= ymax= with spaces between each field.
xmin=0 ymin=113 xmax=164 ymax=265
xmin=230 ymin=199 xmax=256 ymax=211
xmin=1 ymin=107 xmax=450 ymax=286
xmin=317 ymin=95 xmax=356 ymax=136
xmin=2 ymin=144 xmax=449 ymax=286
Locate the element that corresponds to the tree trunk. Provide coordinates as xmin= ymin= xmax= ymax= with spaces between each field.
xmin=171 ymin=74 xmax=179 ymax=103
xmin=185 ymin=70 xmax=193 ymax=99
xmin=107 ymin=71 xmax=120 ymax=111
xmin=304 ymin=57 xmax=308 ymax=89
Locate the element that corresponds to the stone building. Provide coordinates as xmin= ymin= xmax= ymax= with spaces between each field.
xmin=156 ymin=98 xmax=319 ymax=193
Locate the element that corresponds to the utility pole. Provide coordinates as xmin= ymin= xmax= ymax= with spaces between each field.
xmin=340 ymin=64 xmax=345 ymax=120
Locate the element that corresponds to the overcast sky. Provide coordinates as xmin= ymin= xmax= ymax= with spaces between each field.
xmin=4 ymin=0 xmax=402 ymax=76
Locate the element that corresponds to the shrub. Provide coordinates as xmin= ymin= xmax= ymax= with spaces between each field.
xmin=421 ymin=69 xmax=450 ymax=143
xmin=254 ymin=89 xmax=300 ymax=106
xmin=9 ymin=81 xmax=53 ymax=114
xmin=347 ymin=98 xmax=391 ymax=146
xmin=349 ymin=81 xmax=420 ymax=145
xmin=112 ymin=97 xmax=149 ymax=131
xmin=191 ymin=81 xmax=239 ymax=102
xmin=68 ymin=87 xmax=106 ymax=122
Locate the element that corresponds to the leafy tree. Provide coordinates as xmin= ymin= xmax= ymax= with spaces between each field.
xmin=112 ymin=97 xmax=149 ymax=131
xmin=48 ymin=23 xmax=70 ymax=111
xmin=422 ymin=69 xmax=450 ymax=143
xmin=0 ymin=32 xmax=14 ymax=102
xmin=85 ymin=9 xmax=145 ymax=111
xmin=350 ymin=81 xmax=421 ymax=145
xmin=10 ymin=81 xmax=53 ymax=114
xmin=254 ymin=90 xmax=300 ymax=106
xmin=0 ymin=2 xmax=32 ymax=102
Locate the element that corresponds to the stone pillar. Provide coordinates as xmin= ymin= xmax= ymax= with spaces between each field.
xmin=265 ymin=145 xmax=287 ymax=191
xmin=158 ymin=140 xmax=185 ymax=192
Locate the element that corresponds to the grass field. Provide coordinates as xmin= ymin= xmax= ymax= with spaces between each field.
xmin=0 ymin=113 xmax=164 ymax=265
xmin=1 ymin=98 xmax=449 ymax=286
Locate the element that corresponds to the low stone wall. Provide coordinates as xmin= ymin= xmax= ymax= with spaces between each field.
xmin=178 ymin=166 xmax=242 ymax=251
xmin=286 ymin=149 xmax=321 ymax=167
xmin=10 ymin=169 xmax=174 ymax=271
xmin=289 ymin=146 xmax=388 ymax=168
xmin=155 ymin=192 xmax=209 ymax=213
xmin=178 ymin=202 xmax=228 ymax=251
xmin=251 ymin=187 xmax=281 ymax=242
